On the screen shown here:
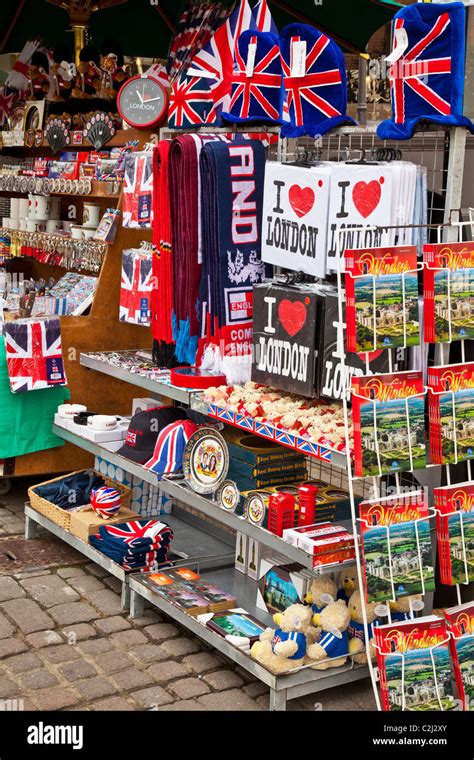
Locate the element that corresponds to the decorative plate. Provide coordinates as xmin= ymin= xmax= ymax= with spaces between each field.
xmin=217 ymin=480 xmax=240 ymax=512
xmin=243 ymin=491 xmax=270 ymax=527
xmin=183 ymin=427 xmax=229 ymax=495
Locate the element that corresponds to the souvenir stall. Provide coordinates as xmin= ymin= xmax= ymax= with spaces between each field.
xmin=1 ymin=0 xmax=473 ymax=713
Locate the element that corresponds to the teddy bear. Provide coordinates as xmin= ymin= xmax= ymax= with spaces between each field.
xmin=250 ymin=603 xmax=313 ymax=674
xmin=304 ymin=575 xmax=337 ymax=627
xmin=307 ymin=599 xmax=350 ymax=670
xmin=336 ymin=565 xmax=359 ymax=603
xmin=347 ymin=589 xmax=381 ymax=664
xmin=389 ymin=594 xmax=423 ymax=622
xmin=72 ymin=46 xmax=102 ymax=99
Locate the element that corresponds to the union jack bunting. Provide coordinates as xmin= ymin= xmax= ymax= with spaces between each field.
xmin=377 ymin=3 xmax=474 ymax=140
xmin=120 ymin=250 xmax=152 ymax=326
xmin=280 ymin=24 xmax=354 ymax=138
xmin=253 ymin=0 xmax=277 ymax=34
xmin=122 ymin=152 xmax=153 ymax=228
xmin=224 ymin=31 xmax=283 ymax=123
xmin=3 ymin=317 xmax=67 ymax=393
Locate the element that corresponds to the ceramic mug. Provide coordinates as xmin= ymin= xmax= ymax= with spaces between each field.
xmin=9 ymin=218 xmax=19 ymax=230
xmin=10 ymin=198 xmax=20 ymax=217
xmin=19 ymin=218 xmax=28 ymax=231
xmin=27 ymin=195 xmax=36 ymax=220
xmin=57 ymin=403 xmax=87 ymax=419
xmin=49 ymin=197 xmax=61 ymax=220
xmin=83 ymin=203 xmax=101 ymax=228
xmin=82 ymin=227 xmax=96 ymax=240
xmin=26 ymin=219 xmax=39 ymax=232
xmin=18 ymin=198 xmax=29 ymax=217
xmin=35 ymin=196 xmax=50 ymax=220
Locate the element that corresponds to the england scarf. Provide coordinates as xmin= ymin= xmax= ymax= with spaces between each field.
xmin=198 ymin=139 xmax=267 ymax=384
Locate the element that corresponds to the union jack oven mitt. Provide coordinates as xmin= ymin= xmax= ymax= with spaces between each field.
xmin=223 ymin=30 xmax=285 ymax=125
xmin=279 ymin=23 xmax=356 ymax=138
xmin=377 ymin=1 xmax=474 ymax=140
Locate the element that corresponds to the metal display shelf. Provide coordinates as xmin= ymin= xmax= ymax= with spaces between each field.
xmin=24 ymin=503 xmax=234 ymax=609
xmin=129 ymin=565 xmax=368 ymax=711
xmin=80 ymin=352 xmax=199 ymax=404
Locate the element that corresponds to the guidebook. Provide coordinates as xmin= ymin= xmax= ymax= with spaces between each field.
xmin=359 ymin=491 xmax=435 ymax=603
xmin=434 ymin=481 xmax=474 ymax=586
xmin=352 ymin=371 xmax=426 ymax=477
xmin=428 ymin=362 xmax=474 ymax=466
xmin=345 ymin=245 xmax=419 ymax=353
xmin=424 ymin=242 xmax=474 ymax=343
xmin=374 ymin=616 xmax=456 ymax=712
xmin=444 ymin=603 xmax=474 ymax=711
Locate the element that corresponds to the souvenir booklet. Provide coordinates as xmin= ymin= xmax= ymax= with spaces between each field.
xmin=434 ymin=481 xmax=474 ymax=586
xmin=424 ymin=242 xmax=474 ymax=343
xmin=352 ymin=371 xmax=426 ymax=477
xmin=143 ymin=572 xmax=209 ymax=617
xmin=206 ymin=611 xmax=267 ymax=643
xmin=428 ymin=363 xmax=474 ymax=466
xmin=345 ymin=245 xmax=420 ymax=353
xmin=359 ymin=491 xmax=434 ymax=603
xmin=444 ymin=603 xmax=474 ymax=711
xmin=374 ymin=616 xmax=456 ymax=712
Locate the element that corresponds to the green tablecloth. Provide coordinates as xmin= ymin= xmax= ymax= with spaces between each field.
xmin=0 ymin=336 xmax=70 ymax=459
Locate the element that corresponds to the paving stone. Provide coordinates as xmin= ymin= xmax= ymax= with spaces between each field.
xmin=129 ymin=609 xmax=163 ymax=627
xmin=13 ymin=570 xmax=51 ymax=580
xmin=129 ymin=644 xmax=168 ymax=665
xmin=147 ymin=660 xmax=191 ymax=684
xmin=85 ymin=589 xmax=123 ymax=616
xmin=41 ymin=644 xmax=81 ymax=664
xmin=111 ymin=630 xmax=148 ymax=648
xmin=0 ymin=614 xmax=15 ymax=640
xmin=59 ymin=660 xmax=98 ymax=682
xmin=26 ymin=631 xmax=63 ymax=649
xmin=93 ymin=651 xmax=135 ymax=674
xmin=56 ymin=567 xmax=86 ymax=579
xmin=61 ymin=624 xmax=96 ymax=642
xmin=66 ymin=576 xmax=106 ymax=593
xmin=90 ymin=696 xmax=135 ymax=711
xmin=112 ymin=668 xmax=154 ymax=691
xmin=131 ymin=685 xmax=173 ymax=708
xmin=75 ymin=676 xmax=117 ymax=701
xmin=95 ymin=616 xmax=131 ymax=635
xmin=143 ymin=623 xmax=180 ymax=641
xmin=0 ymin=676 xmax=20 ymax=699
xmin=20 ymin=575 xmax=79 ymax=607
xmin=85 ymin=563 xmax=108 ymax=578
xmin=203 ymin=669 xmax=244 ymax=690
xmin=198 ymin=689 xmax=262 ymax=711
xmin=243 ymin=681 xmax=269 ymax=699
xmin=168 ymin=677 xmax=210 ymax=699
xmin=0 ymin=577 xmax=25 ymax=602
xmin=0 ymin=638 xmax=27 ymax=659
xmin=49 ymin=601 xmax=97 ymax=625
xmin=19 ymin=669 xmax=59 ymax=691
xmin=2 ymin=599 xmax=54 ymax=634
xmin=4 ymin=652 xmax=42 ymax=673
xmin=161 ymin=637 xmax=201 ymax=658
xmin=31 ymin=687 xmax=79 ymax=711
xmin=183 ymin=652 xmax=225 ymax=673
xmin=78 ymin=639 xmax=114 ymax=656
xmin=158 ymin=699 xmax=205 ymax=711
xmin=0 ymin=517 xmax=24 ymax=532
xmin=102 ymin=576 xmax=122 ymax=593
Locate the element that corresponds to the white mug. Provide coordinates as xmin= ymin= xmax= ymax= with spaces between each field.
xmin=9 ymin=217 xmax=19 ymax=230
xmin=87 ymin=415 xmax=117 ymax=431
xmin=82 ymin=227 xmax=96 ymax=240
xmin=19 ymin=198 xmax=29 ymax=218
xmin=3 ymin=218 xmax=11 ymax=230
xmin=35 ymin=196 xmax=50 ymax=220
xmin=71 ymin=225 xmax=84 ymax=240
xmin=19 ymin=218 xmax=28 ymax=231
xmin=28 ymin=195 xmax=36 ymax=220
xmin=26 ymin=219 xmax=38 ymax=232
xmin=83 ymin=204 xmax=101 ymax=228
xmin=46 ymin=220 xmax=59 ymax=233
xmin=10 ymin=198 xmax=20 ymax=217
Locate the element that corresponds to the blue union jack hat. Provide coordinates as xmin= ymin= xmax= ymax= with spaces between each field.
xmin=377 ymin=2 xmax=474 ymax=140
xmin=144 ymin=419 xmax=199 ymax=476
xmin=279 ymin=23 xmax=355 ymax=138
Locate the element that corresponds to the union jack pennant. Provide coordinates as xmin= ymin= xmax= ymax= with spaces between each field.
xmin=253 ymin=0 xmax=277 ymax=34
xmin=226 ymin=31 xmax=283 ymax=123
xmin=3 ymin=317 xmax=67 ymax=393
xmin=120 ymin=250 xmax=152 ymax=326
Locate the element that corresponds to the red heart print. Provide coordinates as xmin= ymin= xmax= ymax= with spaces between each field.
xmin=288 ymin=185 xmax=315 ymax=218
xmin=352 ymin=180 xmax=382 ymax=219
xmin=278 ymin=299 xmax=307 ymax=337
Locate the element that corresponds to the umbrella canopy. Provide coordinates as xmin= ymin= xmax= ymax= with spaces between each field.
xmin=0 ymin=0 xmax=400 ymax=58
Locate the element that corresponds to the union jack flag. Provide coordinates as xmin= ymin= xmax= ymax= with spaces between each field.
xmin=253 ymin=0 xmax=277 ymax=34
xmin=227 ymin=33 xmax=283 ymax=122
xmin=120 ymin=250 xmax=152 ymax=325
xmin=97 ymin=519 xmax=173 ymax=549
xmin=390 ymin=12 xmax=452 ymax=125
xmin=3 ymin=318 xmax=67 ymax=393
xmin=281 ymin=33 xmax=343 ymax=128
xmin=122 ymin=152 xmax=153 ymax=228
xmin=168 ymin=75 xmax=214 ymax=128
xmin=0 ymin=87 xmax=17 ymax=126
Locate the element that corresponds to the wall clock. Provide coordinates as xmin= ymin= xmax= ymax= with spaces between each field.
xmin=117 ymin=74 xmax=168 ymax=129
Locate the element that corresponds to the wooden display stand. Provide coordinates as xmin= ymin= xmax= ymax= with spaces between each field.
xmin=4 ymin=129 xmax=157 ymax=477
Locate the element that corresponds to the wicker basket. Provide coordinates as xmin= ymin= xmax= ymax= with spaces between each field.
xmin=28 ymin=469 xmax=132 ymax=531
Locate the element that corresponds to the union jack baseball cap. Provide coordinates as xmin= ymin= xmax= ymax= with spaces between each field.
xmin=117 ymin=406 xmax=188 ymax=464
xmin=144 ymin=420 xmax=199 ymax=476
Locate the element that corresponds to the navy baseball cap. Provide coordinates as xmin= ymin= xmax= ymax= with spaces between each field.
xmin=117 ymin=406 xmax=187 ymax=464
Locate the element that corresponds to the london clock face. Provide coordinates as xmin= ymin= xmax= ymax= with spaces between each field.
xmin=118 ymin=76 xmax=167 ymax=128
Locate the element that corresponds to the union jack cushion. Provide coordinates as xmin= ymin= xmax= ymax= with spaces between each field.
xmin=279 ymin=23 xmax=355 ymax=138
xmin=223 ymin=31 xmax=284 ymax=125
xmin=377 ymin=2 xmax=474 ymax=140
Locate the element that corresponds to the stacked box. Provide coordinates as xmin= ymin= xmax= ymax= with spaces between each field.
xmin=94 ymin=456 xmax=172 ymax=517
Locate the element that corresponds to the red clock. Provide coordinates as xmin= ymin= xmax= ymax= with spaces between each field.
xmin=117 ymin=74 xmax=168 ymax=129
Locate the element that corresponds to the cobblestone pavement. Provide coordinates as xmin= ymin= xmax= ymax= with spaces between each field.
xmin=0 ymin=478 xmax=376 ymax=711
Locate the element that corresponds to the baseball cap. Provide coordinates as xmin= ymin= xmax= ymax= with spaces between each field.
xmin=144 ymin=420 xmax=199 ymax=476
xmin=117 ymin=406 xmax=187 ymax=464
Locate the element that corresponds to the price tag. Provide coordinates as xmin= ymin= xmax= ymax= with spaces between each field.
xmin=290 ymin=40 xmax=307 ymax=78
xmin=246 ymin=41 xmax=257 ymax=78
xmin=410 ymin=599 xmax=425 ymax=612
xmin=385 ymin=28 xmax=409 ymax=64
xmin=374 ymin=604 xmax=390 ymax=618
xmin=187 ymin=67 xmax=215 ymax=79
xmin=320 ymin=593 xmax=335 ymax=605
